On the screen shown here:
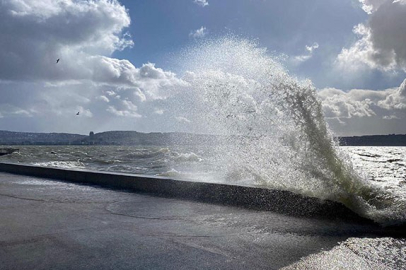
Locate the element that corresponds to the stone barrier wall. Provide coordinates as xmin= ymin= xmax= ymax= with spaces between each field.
xmin=0 ymin=162 xmax=367 ymax=221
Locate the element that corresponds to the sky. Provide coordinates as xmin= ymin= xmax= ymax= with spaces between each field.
xmin=0 ymin=0 xmax=405 ymax=136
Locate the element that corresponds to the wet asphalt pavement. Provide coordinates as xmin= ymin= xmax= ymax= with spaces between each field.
xmin=0 ymin=172 xmax=394 ymax=270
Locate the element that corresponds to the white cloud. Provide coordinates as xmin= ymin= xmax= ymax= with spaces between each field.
xmin=175 ymin=116 xmax=191 ymax=123
xmin=0 ymin=0 xmax=133 ymax=81
xmin=306 ymin=43 xmax=319 ymax=53
xmin=359 ymin=0 xmax=387 ymax=13
xmin=134 ymin=88 xmax=146 ymax=102
xmin=154 ymin=109 xmax=164 ymax=115
xmin=76 ymin=106 xmax=93 ymax=118
xmin=189 ymin=27 xmax=208 ymax=39
xmin=292 ymin=42 xmax=319 ymax=64
xmin=97 ymin=96 xmax=110 ymax=103
xmin=336 ymin=24 xmax=381 ymax=72
xmin=337 ymin=0 xmax=406 ymax=72
xmin=0 ymin=0 xmax=191 ymax=134
xmin=106 ymin=90 xmax=116 ymax=96
xmin=383 ymin=115 xmax=400 ymax=119
xmin=318 ymin=79 xmax=406 ymax=135
xmin=377 ymin=78 xmax=406 ymax=109
xmin=106 ymin=99 xmax=141 ymax=118
xmin=0 ymin=104 xmax=33 ymax=118
xmin=0 ymin=0 xmax=186 ymax=101
xmin=107 ymin=106 xmax=141 ymax=118
xmin=193 ymin=0 xmax=209 ymax=7
xmin=135 ymin=63 xmax=188 ymax=100
xmin=318 ymin=88 xmax=377 ymax=118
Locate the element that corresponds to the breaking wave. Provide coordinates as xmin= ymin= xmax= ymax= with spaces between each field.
xmin=176 ymin=37 xmax=406 ymax=225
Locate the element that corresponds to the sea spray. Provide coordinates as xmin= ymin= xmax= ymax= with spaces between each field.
xmin=177 ymin=37 xmax=406 ymax=225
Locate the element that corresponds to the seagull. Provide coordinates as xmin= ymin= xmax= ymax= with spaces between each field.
xmin=56 ymin=58 xmax=60 ymax=64
xmin=76 ymin=112 xmax=80 ymax=115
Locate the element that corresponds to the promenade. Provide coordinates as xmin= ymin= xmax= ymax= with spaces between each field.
xmin=0 ymin=167 xmax=404 ymax=269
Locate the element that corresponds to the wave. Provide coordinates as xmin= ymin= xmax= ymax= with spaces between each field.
xmin=175 ymin=37 xmax=406 ymax=225
xmin=157 ymin=168 xmax=183 ymax=178
xmin=32 ymin=161 xmax=85 ymax=170
xmin=171 ymin=152 xmax=202 ymax=162
xmin=283 ymin=237 xmax=406 ymax=269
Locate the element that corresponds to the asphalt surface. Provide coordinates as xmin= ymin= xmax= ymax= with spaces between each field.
xmin=0 ymin=172 xmax=397 ymax=270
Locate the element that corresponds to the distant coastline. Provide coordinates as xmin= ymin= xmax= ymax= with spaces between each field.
xmin=0 ymin=130 xmax=405 ymax=146
xmin=338 ymin=134 xmax=406 ymax=146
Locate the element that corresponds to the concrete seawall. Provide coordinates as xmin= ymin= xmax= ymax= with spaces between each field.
xmin=0 ymin=162 xmax=366 ymax=221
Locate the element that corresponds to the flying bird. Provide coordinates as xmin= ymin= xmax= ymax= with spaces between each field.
xmin=56 ymin=59 xmax=60 ymax=63
xmin=76 ymin=112 xmax=80 ymax=115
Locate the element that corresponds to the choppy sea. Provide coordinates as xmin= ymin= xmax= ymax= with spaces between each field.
xmin=0 ymin=145 xmax=405 ymax=203
xmin=1 ymin=145 xmax=404 ymax=187
xmin=0 ymin=145 xmax=224 ymax=181
xmin=1 ymin=145 xmax=405 ymax=218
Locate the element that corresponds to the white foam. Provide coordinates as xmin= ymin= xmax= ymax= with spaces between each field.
xmin=176 ymin=37 xmax=406 ymax=224
xmin=282 ymin=237 xmax=406 ymax=270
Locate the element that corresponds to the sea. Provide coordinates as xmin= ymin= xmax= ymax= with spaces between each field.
xmin=0 ymin=145 xmax=404 ymax=187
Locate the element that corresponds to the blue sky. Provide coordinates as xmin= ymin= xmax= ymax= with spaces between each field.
xmin=117 ymin=0 xmax=401 ymax=90
xmin=118 ymin=0 xmax=368 ymax=88
xmin=0 ymin=0 xmax=405 ymax=136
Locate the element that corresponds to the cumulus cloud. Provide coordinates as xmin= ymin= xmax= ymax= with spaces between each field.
xmin=189 ymin=27 xmax=208 ymax=39
xmin=337 ymin=0 xmax=406 ymax=72
xmin=0 ymin=0 xmax=133 ymax=81
xmin=292 ymin=42 xmax=319 ymax=64
xmin=0 ymin=0 xmax=193 ymax=134
xmin=319 ymin=88 xmax=378 ymax=119
xmin=0 ymin=0 xmax=186 ymax=97
xmin=359 ymin=0 xmax=387 ymax=13
xmin=86 ymin=58 xmax=187 ymax=97
xmin=154 ymin=109 xmax=164 ymax=115
xmin=175 ymin=116 xmax=191 ymax=123
xmin=193 ymin=0 xmax=209 ymax=7
xmin=76 ymin=106 xmax=93 ymax=118
xmin=135 ymin=63 xmax=188 ymax=99
xmin=318 ymin=79 xmax=406 ymax=135
xmin=378 ymin=78 xmax=406 ymax=109
xmin=97 ymin=96 xmax=110 ymax=103
xmin=107 ymin=99 xmax=141 ymax=118
xmin=134 ymin=88 xmax=146 ymax=102
xmin=0 ymin=104 xmax=33 ymax=118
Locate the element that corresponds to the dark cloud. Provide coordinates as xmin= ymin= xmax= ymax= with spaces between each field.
xmin=369 ymin=0 xmax=406 ymax=69
xmin=338 ymin=0 xmax=406 ymax=71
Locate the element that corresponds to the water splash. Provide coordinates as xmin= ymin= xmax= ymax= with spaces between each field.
xmin=177 ymin=37 xmax=406 ymax=225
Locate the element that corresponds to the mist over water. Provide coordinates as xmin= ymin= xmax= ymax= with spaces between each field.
xmin=176 ymin=37 xmax=406 ymax=225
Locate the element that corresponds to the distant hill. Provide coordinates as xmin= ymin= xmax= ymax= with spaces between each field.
xmin=79 ymin=131 xmax=218 ymax=146
xmin=0 ymin=130 xmax=217 ymax=146
xmin=0 ymin=130 xmax=405 ymax=146
xmin=0 ymin=130 xmax=86 ymax=145
xmin=338 ymin=134 xmax=406 ymax=146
